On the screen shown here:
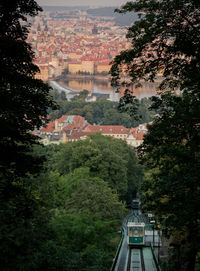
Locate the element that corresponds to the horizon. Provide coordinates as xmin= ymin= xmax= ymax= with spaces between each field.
xmin=37 ymin=0 xmax=127 ymax=7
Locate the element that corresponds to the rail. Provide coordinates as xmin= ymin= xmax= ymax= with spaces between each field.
xmin=110 ymin=210 xmax=162 ymax=271
xmin=110 ymin=211 xmax=134 ymax=271
xmin=150 ymin=243 xmax=162 ymax=271
xmin=127 ymin=248 xmax=144 ymax=271
xmin=110 ymin=227 xmax=125 ymax=271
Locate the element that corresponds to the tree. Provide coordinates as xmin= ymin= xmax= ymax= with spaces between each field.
xmin=0 ymin=1 xmax=55 ymax=269
xmin=48 ymin=96 xmax=155 ymax=127
xmin=111 ymin=0 xmax=200 ymax=95
xmin=53 ymin=134 xmax=143 ymax=201
xmin=0 ymin=0 xmax=55 ymax=176
xmin=110 ymin=1 xmax=200 ymax=270
xmin=46 ymin=213 xmax=121 ymax=271
xmin=139 ymin=92 xmax=200 ymax=270
xmin=43 ymin=167 xmax=126 ymax=271
xmin=89 ymin=133 xmax=143 ymax=201
xmin=103 ymin=108 xmax=132 ymax=127
xmin=71 ymin=89 xmax=89 ymax=101
xmin=60 ymin=90 xmax=67 ymax=100
xmin=49 ymin=167 xmax=126 ymax=221
xmin=53 ymin=137 xmax=127 ymax=198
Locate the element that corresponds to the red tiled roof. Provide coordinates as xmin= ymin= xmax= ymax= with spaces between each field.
xmin=69 ymin=131 xmax=90 ymax=140
xmin=84 ymin=125 xmax=128 ymax=134
xmin=73 ymin=115 xmax=87 ymax=127
xmin=130 ymin=127 xmax=137 ymax=134
xmin=133 ymin=132 xmax=147 ymax=140
xmin=39 ymin=65 xmax=48 ymax=70
xmin=56 ymin=115 xmax=68 ymax=123
xmin=63 ymin=123 xmax=76 ymax=131
xmin=41 ymin=121 xmax=55 ymax=133
xmin=62 ymin=115 xmax=88 ymax=131
xmin=35 ymin=57 xmax=51 ymax=64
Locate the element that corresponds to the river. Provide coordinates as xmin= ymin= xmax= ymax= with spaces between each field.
xmin=54 ymin=75 xmax=161 ymax=101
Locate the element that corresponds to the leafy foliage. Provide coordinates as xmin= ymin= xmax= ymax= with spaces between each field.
xmin=111 ymin=0 xmax=200 ymax=93
xmin=53 ymin=134 xmax=143 ymax=201
xmin=140 ymin=92 xmax=200 ymax=229
xmin=110 ymin=0 xmax=200 ymax=122
xmin=0 ymin=1 xmax=144 ymax=270
xmin=38 ymin=150 xmax=128 ymax=270
xmin=110 ymin=0 xmax=200 ymax=269
xmin=0 ymin=1 xmax=56 ymax=269
xmin=0 ymin=0 xmax=56 ymax=176
xmin=139 ymin=92 xmax=200 ymax=270
xmin=49 ymin=88 xmax=155 ymax=127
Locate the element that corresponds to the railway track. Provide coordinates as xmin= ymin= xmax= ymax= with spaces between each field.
xmin=111 ymin=208 xmax=161 ymax=271
xmin=127 ymin=248 xmax=144 ymax=271
xmin=127 ymin=247 xmax=158 ymax=271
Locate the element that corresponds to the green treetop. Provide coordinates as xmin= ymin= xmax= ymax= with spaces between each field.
xmin=52 ymin=134 xmax=143 ymax=202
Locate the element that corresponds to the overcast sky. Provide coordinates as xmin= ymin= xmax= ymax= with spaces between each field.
xmin=37 ymin=0 xmax=127 ymax=7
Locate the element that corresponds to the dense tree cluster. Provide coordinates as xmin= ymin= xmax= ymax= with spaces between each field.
xmin=110 ymin=0 xmax=200 ymax=270
xmin=29 ymin=134 xmax=142 ymax=270
xmin=0 ymin=0 xmax=56 ymax=177
xmin=0 ymin=0 xmax=56 ymax=269
xmin=49 ymin=88 xmax=155 ymax=127
xmin=52 ymin=133 xmax=143 ymax=202
xmin=139 ymin=92 xmax=200 ymax=270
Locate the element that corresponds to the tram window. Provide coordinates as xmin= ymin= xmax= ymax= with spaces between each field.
xmin=129 ymin=227 xmax=144 ymax=236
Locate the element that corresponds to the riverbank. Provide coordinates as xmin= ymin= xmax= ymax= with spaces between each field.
xmin=59 ymin=73 xmax=111 ymax=82
xmin=56 ymin=74 xmax=163 ymax=83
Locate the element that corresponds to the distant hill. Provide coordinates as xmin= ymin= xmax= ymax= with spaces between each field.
xmin=87 ymin=7 xmax=139 ymax=26
xmin=43 ymin=6 xmax=89 ymax=12
xmin=42 ymin=6 xmax=139 ymax=26
xmin=87 ymin=7 xmax=116 ymax=17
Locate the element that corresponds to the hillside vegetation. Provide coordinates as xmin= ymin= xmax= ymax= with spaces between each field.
xmin=49 ymin=89 xmax=155 ymax=127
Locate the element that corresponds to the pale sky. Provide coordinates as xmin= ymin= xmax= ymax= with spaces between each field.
xmin=37 ymin=0 xmax=127 ymax=7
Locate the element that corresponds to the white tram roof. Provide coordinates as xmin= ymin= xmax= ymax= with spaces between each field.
xmin=127 ymin=222 xmax=145 ymax=227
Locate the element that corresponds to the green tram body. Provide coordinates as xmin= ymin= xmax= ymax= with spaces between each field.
xmin=132 ymin=199 xmax=140 ymax=209
xmin=127 ymin=222 xmax=145 ymax=246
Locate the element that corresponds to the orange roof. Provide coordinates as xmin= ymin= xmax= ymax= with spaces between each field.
xmin=84 ymin=125 xmax=128 ymax=135
xmin=130 ymin=127 xmax=137 ymax=134
xmin=62 ymin=115 xmax=88 ymax=131
xmin=40 ymin=65 xmax=48 ymax=70
xmin=133 ymin=132 xmax=147 ymax=140
xmin=63 ymin=123 xmax=76 ymax=131
xmin=69 ymin=131 xmax=90 ymax=140
xmin=56 ymin=115 xmax=68 ymax=123
xmin=41 ymin=121 xmax=55 ymax=133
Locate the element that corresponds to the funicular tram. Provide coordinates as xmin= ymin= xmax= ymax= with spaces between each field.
xmin=127 ymin=222 xmax=145 ymax=246
xmin=132 ymin=199 xmax=140 ymax=210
